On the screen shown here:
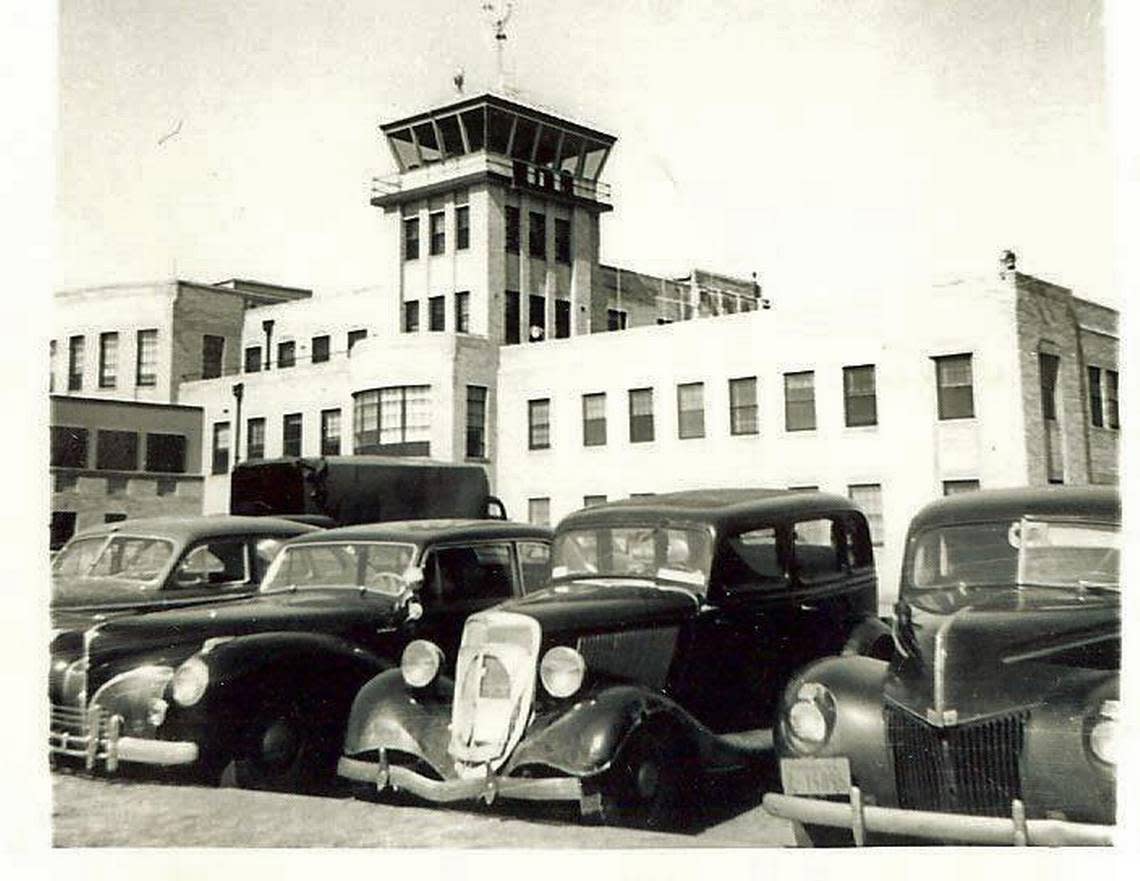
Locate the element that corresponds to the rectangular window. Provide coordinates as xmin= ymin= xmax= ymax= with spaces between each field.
xmin=528 ymin=294 xmax=546 ymax=341
xmin=455 ymin=291 xmax=470 ymax=333
xmin=677 ymin=382 xmax=705 ymax=439
xmin=244 ymin=346 xmax=263 ymax=373
xmin=320 ymin=409 xmax=341 ymax=456
xmin=529 ymin=211 xmax=546 ymax=259
xmin=847 ymin=483 xmax=883 ymax=546
xmin=246 ymin=417 xmax=266 ymax=460
xmin=202 ymin=335 xmax=225 ymax=379
xmin=784 ymin=371 xmax=816 ymax=431
xmin=528 ymin=497 xmax=551 ymax=527
xmin=1039 ymin=353 xmax=1060 ymax=421
xmin=729 ymin=377 xmax=758 ymax=435
xmin=943 ymin=479 xmax=980 ymax=496
xmin=282 ymin=413 xmax=303 ymax=457
xmin=505 ymin=205 xmax=520 ymax=254
xmin=353 ymin=386 xmax=432 ymax=456
xmin=403 ymin=300 xmax=420 ymax=333
xmin=466 ymin=386 xmax=487 ymax=459
xmin=554 ymin=218 xmax=571 ymax=264
xmin=793 ymin=518 xmax=844 ymax=579
xmin=347 ymin=329 xmax=367 ymax=352
xmin=554 ymin=299 xmax=570 ymax=339
xmin=528 ymin=398 xmax=551 ymax=450
xmin=212 ymin=422 xmax=230 ymax=475
xmin=311 ymin=335 xmax=330 ymax=364
xmin=504 ymin=290 xmax=521 ymax=345
xmin=277 ymin=340 xmax=296 ymax=369
xmin=582 ymin=393 xmax=607 ymax=446
xmin=629 ymin=388 xmax=655 ymax=443
xmin=1088 ymin=366 xmax=1104 ymax=427
xmin=68 ymin=335 xmax=84 ymax=391
xmin=404 ymin=216 xmax=420 ymax=260
xmin=96 ymin=430 xmax=139 ymax=471
xmin=606 ymin=308 xmax=628 ymax=331
xmin=843 ymin=365 xmax=877 ymax=427
xmin=429 ymin=295 xmax=446 ymax=332
xmin=144 ymin=433 xmax=186 ymax=473
xmin=1106 ymin=370 xmax=1119 ymax=430
xmin=583 ymin=494 xmax=607 ymax=508
xmin=456 ymin=205 xmax=470 ymax=250
xmin=98 ymin=332 xmax=118 ymax=389
xmin=50 ymin=426 xmax=88 ymax=468
xmin=429 ymin=211 xmax=445 ymax=255
xmin=934 ymin=354 xmax=975 ymax=420
xmin=136 ymin=329 xmax=158 ymax=387
xmin=51 ymin=512 xmax=78 ymax=549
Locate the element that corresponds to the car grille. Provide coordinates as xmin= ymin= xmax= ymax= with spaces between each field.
xmin=887 ymin=705 xmax=1028 ymax=816
xmin=49 ymin=703 xmax=121 ymax=769
xmin=577 ymin=627 xmax=678 ymax=690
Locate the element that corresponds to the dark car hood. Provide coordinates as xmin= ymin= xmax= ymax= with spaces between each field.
xmin=888 ymin=586 xmax=1120 ymax=724
xmin=500 ymin=579 xmax=700 ymax=637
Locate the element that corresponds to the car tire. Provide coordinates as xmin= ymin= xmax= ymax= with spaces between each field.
xmin=594 ymin=726 xmax=690 ymax=831
xmin=233 ymin=704 xmax=337 ymax=793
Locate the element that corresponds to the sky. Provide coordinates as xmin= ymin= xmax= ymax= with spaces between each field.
xmin=57 ymin=0 xmax=1114 ymax=305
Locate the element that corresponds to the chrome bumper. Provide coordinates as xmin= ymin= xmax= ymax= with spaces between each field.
xmin=762 ymin=789 xmax=1115 ymax=847
xmin=337 ymin=754 xmax=584 ymax=806
xmin=49 ymin=704 xmax=199 ymax=771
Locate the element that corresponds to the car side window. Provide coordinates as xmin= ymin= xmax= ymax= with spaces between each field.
xmin=792 ymin=517 xmax=843 ymax=581
xmin=422 ymin=544 xmax=516 ymax=605
xmin=841 ymin=515 xmax=873 ymax=570
xmin=721 ymin=526 xmax=788 ymax=591
xmin=174 ymin=540 xmax=248 ymax=588
xmin=517 ymin=541 xmax=551 ymax=593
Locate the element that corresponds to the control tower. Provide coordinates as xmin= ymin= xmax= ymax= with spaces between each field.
xmin=372 ymin=93 xmax=616 ymax=343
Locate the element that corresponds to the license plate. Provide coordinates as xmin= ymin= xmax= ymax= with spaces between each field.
xmin=780 ymin=757 xmax=852 ymax=796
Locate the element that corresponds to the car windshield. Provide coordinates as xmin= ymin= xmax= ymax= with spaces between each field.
xmin=52 ymin=537 xmax=109 ymax=578
xmin=52 ymin=535 xmax=176 ymax=586
xmin=908 ymin=518 xmax=1119 ymax=593
xmin=260 ymin=542 xmax=416 ymax=595
xmin=551 ymin=526 xmax=713 ymax=593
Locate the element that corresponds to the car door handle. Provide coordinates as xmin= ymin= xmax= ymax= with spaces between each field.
xmin=800 ymin=602 xmax=818 ymax=612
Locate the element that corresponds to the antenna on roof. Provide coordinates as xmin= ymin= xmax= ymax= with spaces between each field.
xmin=481 ymin=1 xmax=514 ymax=91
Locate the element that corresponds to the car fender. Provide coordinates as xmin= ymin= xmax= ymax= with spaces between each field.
xmin=841 ymin=616 xmax=894 ymax=660
xmin=342 ymin=668 xmax=455 ymax=766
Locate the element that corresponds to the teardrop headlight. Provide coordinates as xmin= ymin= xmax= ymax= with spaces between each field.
xmin=539 ymin=646 xmax=586 ymax=698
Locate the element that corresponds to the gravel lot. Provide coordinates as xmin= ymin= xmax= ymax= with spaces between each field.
xmin=52 ymin=767 xmax=796 ymax=848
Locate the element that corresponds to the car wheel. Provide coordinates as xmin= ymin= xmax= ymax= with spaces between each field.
xmin=594 ymin=726 xmax=689 ymax=830
xmin=234 ymin=705 xmax=336 ymax=793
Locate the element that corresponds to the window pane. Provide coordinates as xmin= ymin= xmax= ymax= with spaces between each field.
xmin=247 ymin=417 xmax=265 ymax=460
xmin=68 ymin=336 xmax=85 ymax=390
xmin=794 ymin=518 xmax=842 ymax=578
xmin=403 ymin=217 xmax=420 ymax=260
xmin=528 ymin=497 xmax=550 ymax=526
xmin=403 ymin=300 xmax=420 ymax=333
xmin=429 ymin=211 xmax=445 ymax=255
xmin=321 ymin=409 xmax=341 ymax=456
xmin=136 ymin=330 xmax=158 ymax=386
xmin=456 ymin=205 xmax=470 ymax=250
xmin=529 ymin=211 xmax=546 ymax=258
xmin=677 ymin=382 xmax=704 ymax=439
xmin=311 ymin=335 xmax=330 ymax=364
xmin=412 ymin=122 xmax=441 ymax=163
xmin=202 ymin=335 xmax=225 ymax=379
xmin=1088 ymin=366 xmax=1103 ymax=427
xmin=51 ymin=426 xmax=89 ymax=468
xmin=583 ymin=392 xmax=606 ymax=446
xmin=145 ymin=433 xmax=186 ymax=473
xmin=843 ymin=365 xmax=877 ymax=427
xmin=729 ymin=377 xmax=758 ymax=435
xmin=504 ymin=290 xmax=520 ymax=344
xmin=456 ymin=291 xmax=470 ymax=333
xmin=935 ymin=354 xmax=975 ymax=419
xmin=528 ymin=398 xmax=550 ymax=449
xmin=784 ymin=372 xmax=816 ymax=431
xmin=1039 ymin=354 xmax=1060 ymax=421
xmin=212 ymin=422 xmax=230 ymax=474
xmin=277 ymin=340 xmax=296 ymax=369
xmin=96 ymin=430 xmax=138 ymax=471
xmin=518 ymin=541 xmax=551 ymax=593
xmin=724 ymin=527 xmax=785 ymax=585
xmin=429 ymin=295 xmax=445 ymax=331
xmin=244 ymin=346 xmax=262 ymax=373
xmin=1106 ymin=370 xmax=1119 ymax=429
xmin=555 ymin=217 xmax=571 ymax=264
xmin=283 ymin=413 xmax=302 ymax=457
xmin=528 ymin=294 xmax=546 ymax=341
xmin=505 ymin=205 xmax=520 ymax=254
xmin=629 ymin=388 xmax=654 ymax=443
xmin=98 ymin=332 xmax=118 ymax=388
xmin=436 ymin=114 xmax=465 ymax=156
xmin=466 ymin=386 xmax=487 ymax=459
xmin=554 ymin=299 xmax=570 ymax=339
xmin=460 ymin=108 xmax=485 ymax=152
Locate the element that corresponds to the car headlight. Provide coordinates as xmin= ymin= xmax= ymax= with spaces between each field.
xmin=784 ymin=681 xmax=837 ymax=754
xmin=1088 ymin=699 xmax=1119 ymax=766
xmin=539 ymin=646 xmax=586 ymax=698
xmin=171 ymin=657 xmax=210 ymax=707
xmin=401 ymin=640 xmax=443 ymax=688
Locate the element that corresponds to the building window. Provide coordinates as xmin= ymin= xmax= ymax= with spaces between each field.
xmin=49 ymin=340 xmax=57 ymax=393
xmin=353 ymin=386 xmax=431 ymax=456
xmin=144 ymin=433 xmax=186 ymax=473
xmin=504 ymin=291 xmax=521 ymax=345
xmin=456 ymin=205 xmax=470 ymax=250
xmin=455 ymin=291 xmax=471 ymax=333
xmin=51 ymin=512 xmax=78 ymax=549
xmin=528 ymin=294 xmax=545 ymax=342
xmin=629 ymin=388 xmax=655 ymax=443
xmin=729 ymin=377 xmax=758 ymax=435
xmin=1088 ymin=366 xmax=1104 ymax=427
xmin=583 ymin=494 xmax=606 ymax=508
xmin=244 ymin=346 xmax=262 ymax=373
xmin=505 ymin=205 xmax=520 ymax=254
xmin=212 ymin=422 xmax=230 ymax=475
xmin=943 ymin=479 xmax=980 ymax=496
xmin=582 ymin=392 xmax=607 ymax=446
xmin=51 ymin=426 xmax=88 ymax=468
xmin=784 ymin=371 xmax=816 ymax=431
xmin=96 ymin=430 xmax=139 ymax=471
xmin=607 ymin=309 xmax=627 ymax=331
xmin=528 ymin=497 xmax=551 ymax=527
xmin=98 ymin=332 xmax=118 ymax=389
xmin=934 ymin=354 xmax=974 ymax=420
xmin=466 ymin=386 xmax=487 ymax=459
xmin=67 ymin=335 xmax=84 ymax=391
xmin=1038 ymin=353 xmax=1060 ymax=421
xmin=347 ymin=329 xmax=367 ymax=352
xmin=202 ymin=335 xmax=225 ymax=379
xmin=555 ymin=218 xmax=571 ymax=264
xmin=320 ymin=409 xmax=341 ymax=456
xmin=404 ymin=216 xmax=420 ymax=260
xmin=246 ymin=418 xmax=266 ymax=460
xmin=104 ymin=512 xmax=128 ymax=523
xmin=277 ymin=340 xmax=296 ymax=369
xmin=529 ymin=211 xmax=546 ymax=259
xmin=429 ymin=211 xmax=445 ymax=255
xmin=311 ymin=335 xmax=330 ymax=364
xmin=1105 ymin=370 xmax=1119 ymax=430
xmin=403 ymin=300 xmax=420 ymax=333
xmin=843 ymin=364 xmax=877 ymax=427
xmin=677 ymin=382 xmax=705 ymax=439
xmin=528 ymin=398 xmax=551 ymax=450
xmin=847 ymin=483 xmax=883 ymax=546
xmin=429 ymin=295 xmax=446 ymax=332
xmin=136 ymin=329 xmax=158 ymax=386
xmin=282 ymin=413 xmax=303 ymax=457
xmin=554 ymin=299 xmax=570 ymax=339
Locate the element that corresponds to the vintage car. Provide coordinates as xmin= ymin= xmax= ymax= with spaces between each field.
xmin=48 ymin=519 xmax=552 ymax=791
xmin=337 ymin=489 xmax=891 ymax=829
xmin=762 ymin=485 xmax=1120 ymax=846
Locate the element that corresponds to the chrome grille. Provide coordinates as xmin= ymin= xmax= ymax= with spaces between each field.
xmin=577 ymin=627 xmax=678 ymax=690
xmin=48 ymin=703 xmax=122 ymax=770
xmin=887 ymin=705 xmax=1028 ymax=816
